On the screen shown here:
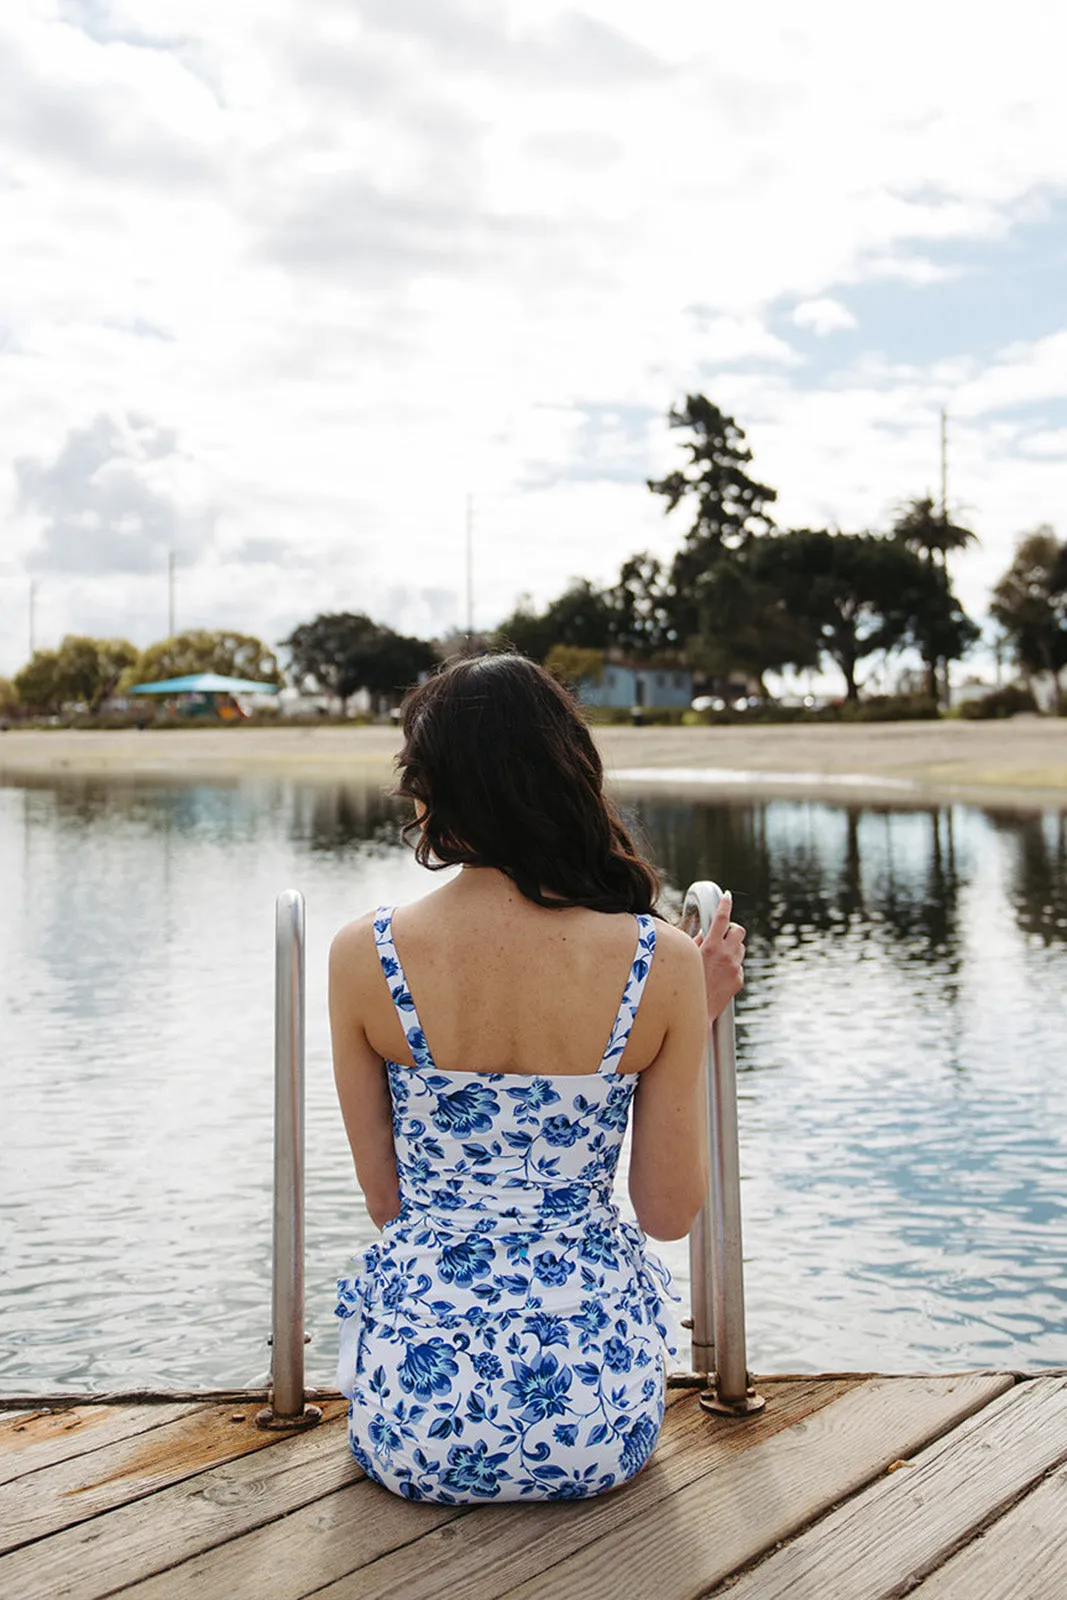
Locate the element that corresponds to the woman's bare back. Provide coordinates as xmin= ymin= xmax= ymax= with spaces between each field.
xmin=354 ymin=867 xmax=685 ymax=1078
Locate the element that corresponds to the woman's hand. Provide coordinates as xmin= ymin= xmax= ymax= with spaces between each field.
xmin=693 ymin=890 xmax=746 ymax=1025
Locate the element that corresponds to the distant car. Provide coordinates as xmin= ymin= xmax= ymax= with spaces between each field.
xmin=691 ymin=695 xmax=726 ymax=712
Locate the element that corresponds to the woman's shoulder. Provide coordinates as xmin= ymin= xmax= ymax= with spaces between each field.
xmin=645 ymin=916 xmax=703 ymax=995
xmin=329 ymin=907 xmax=388 ymax=973
xmin=649 ymin=915 xmax=700 ymax=963
xmin=330 ymin=892 xmax=441 ymax=967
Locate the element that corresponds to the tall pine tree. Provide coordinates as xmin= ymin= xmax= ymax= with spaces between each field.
xmin=647 ymin=395 xmax=777 ymax=639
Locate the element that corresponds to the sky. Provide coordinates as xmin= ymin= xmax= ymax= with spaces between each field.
xmin=2 ymin=0 xmax=1066 ymax=679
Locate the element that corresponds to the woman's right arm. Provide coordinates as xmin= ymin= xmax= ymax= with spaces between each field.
xmin=628 ymin=902 xmax=745 ymax=1240
xmin=329 ymin=917 xmax=402 ymax=1230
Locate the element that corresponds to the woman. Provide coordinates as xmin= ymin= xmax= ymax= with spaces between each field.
xmin=330 ymin=655 xmax=744 ymax=1502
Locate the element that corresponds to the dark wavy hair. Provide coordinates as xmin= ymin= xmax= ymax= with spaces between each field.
xmin=394 ymin=654 xmax=660 ymax=914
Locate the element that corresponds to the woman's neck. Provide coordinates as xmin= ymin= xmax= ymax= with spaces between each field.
xmin=450 ymin=864 xmax=575 ymax=909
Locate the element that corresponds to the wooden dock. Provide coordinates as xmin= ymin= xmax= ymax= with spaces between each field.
xmin=3 ymin=1372 xmax=1066 ymax=1598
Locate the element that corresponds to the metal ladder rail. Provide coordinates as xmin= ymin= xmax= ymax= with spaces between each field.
xmin=683 ymin=880 xmax=765 ymax=1416
xmin=257 ymin=890 xmax=320 ymax=1430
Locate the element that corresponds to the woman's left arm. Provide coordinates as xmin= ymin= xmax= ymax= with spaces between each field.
xmin=329 ymin=920 xmax=401 ymax=1229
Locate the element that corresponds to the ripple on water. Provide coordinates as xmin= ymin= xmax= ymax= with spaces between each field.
xmin=1 ymin=781 xmax=1065 ymax=1389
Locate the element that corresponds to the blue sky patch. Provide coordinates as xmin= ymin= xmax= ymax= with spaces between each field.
xmin=772 ymin=193 xmax=1067 ymax=384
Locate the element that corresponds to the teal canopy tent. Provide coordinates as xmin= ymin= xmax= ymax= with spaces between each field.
xmin=127 ymin=673 xmax=280 ymax=694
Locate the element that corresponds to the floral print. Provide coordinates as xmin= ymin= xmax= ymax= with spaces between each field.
xmin=336 ymin=906 xmax=676 ymax=1503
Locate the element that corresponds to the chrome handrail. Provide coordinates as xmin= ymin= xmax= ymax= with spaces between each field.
xmin=256 ymin=890 xmax=321 ymax=1430
xmin=682 ymin=881 xmax=765 ymax=1416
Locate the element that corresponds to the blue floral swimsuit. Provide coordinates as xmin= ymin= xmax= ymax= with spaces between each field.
xmin=335 ymin=906 xmax=679 ymax=1504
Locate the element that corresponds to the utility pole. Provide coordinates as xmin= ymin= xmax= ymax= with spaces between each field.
xmin=465 ymin=494 xmax=474 ymax=654
xmin=939 ymin=407 xmax=951 ymax=707
xmin=939 ymin=407 xmax=948 ymax=522
xmin=29 ymin=579 xmax=37 ymax=657
xmin=168 ymin=550 xmax=175 ymax=638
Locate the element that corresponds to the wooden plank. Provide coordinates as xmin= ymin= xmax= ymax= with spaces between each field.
xmin=720 ymin=1376 xmax=1067 ymax=1600
xmin=116 ymin=1481 xmax=463 ymax=1600
xmin=0 ymin=1390 xmax=295 ymax=1408
xmin=0 ymin=1407 xmax=355 ymax=1600
xmin=909 ymin=1457 xmax=1067 ymax=1599
xmin=305 ymin=1378 xmax=859 ymax=1600
xmin=109 ymin=1380 xmax=701 ymax=1600
xmin=0 ymin=1399 xmax=345 ymax=1556
xmin=479 ymin=1373 xmax=1013 ymax=1600
xmin=0 ymin=1406 xmax=201 ymax=1488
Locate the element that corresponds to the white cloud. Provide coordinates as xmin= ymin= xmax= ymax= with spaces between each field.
xmin=954 ymin=330 xmax=1067 ymax=418
xmin=2 ymin=0 xmax=1067 ymax=671
xmin=688 ymin=311 xmax=801 ymax=364
xmin=1020 ymin=429 xmax=1067 ymax=459
xmin=856 ymin=256 xmax=965 ymax=286
xmin=16 ymin=413 xmax=217 ymax=577
xmin=791 ymin=298 xmax=858 ymax=336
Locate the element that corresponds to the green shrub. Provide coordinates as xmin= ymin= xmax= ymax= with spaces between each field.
xmin=957 ymin=685 xmax=1038 ymax=720
xmin=676 ymin=702 xmax=802 ymax=727
xmin=829 ymin=695 xmax=940 ymax=723
xmin=581 ymin=706 xmax=688 ymax=726
xmin=681 ymin=695 xmax=938 ymax=726
xmin=631 ymin=707 xmax=688 ymax=726
xmin=579 ymin=706 xmax=633 ymax=726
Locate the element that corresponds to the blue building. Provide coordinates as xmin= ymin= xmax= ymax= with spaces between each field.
xmin=577 ymin=660 xmax=693 ymax=710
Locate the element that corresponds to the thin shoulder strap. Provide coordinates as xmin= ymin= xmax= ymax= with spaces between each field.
xmin=598 ymin=913 xmax=657 ymax=1075
xmin=372 ymin=907 xmax=436 ymax=1071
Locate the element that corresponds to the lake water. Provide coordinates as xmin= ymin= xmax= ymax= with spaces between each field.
xmin=2 ymin=773 xmax=1065 ymax=1393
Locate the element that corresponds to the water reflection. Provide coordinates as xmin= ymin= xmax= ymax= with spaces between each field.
xmin=983 ymin=808 xmax=1067 ymax=947
xmin=12 ymin=772 xmax=408 ymax=854
xmin=2 ymin=775 xmax=1065 ymax=1390
xmin=291 ymin=783 xmax=406 ymax=855
xmin=633 ymin=798 xmax=970 ymax=957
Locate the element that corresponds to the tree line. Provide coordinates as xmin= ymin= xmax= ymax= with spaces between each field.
xmin=498 ymin=396 xmax=1067 ymax=709
xmin=1 ymin=616 xmax=436 ymax=718
xmin=3 ymin=394 xmax=1065 ymax=717
xmin=499 ymin=399 xmax=927 ymax=703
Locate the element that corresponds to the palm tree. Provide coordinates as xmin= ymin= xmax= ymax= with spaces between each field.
xmin=890 ymin=497 xmax=979 ymax=705
xmin=891 ymin=496 xmax=977 ymax=568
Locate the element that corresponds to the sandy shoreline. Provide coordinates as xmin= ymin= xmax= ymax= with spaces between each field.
xmin=3 ymin=719 xmax=1067 ymax=808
